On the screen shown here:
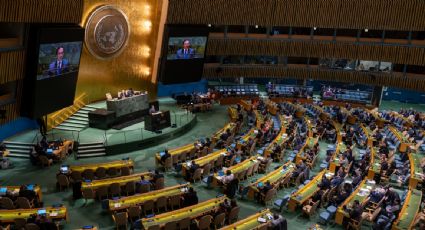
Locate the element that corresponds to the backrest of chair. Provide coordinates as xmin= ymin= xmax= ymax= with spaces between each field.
xmin=120 ymin=166 xmax=131 ymax=176
xmin=16 ymin=197 xmax=31 ymax=209
xmin=252 ymin=162 xmax=260 ymax=173
xmin=165 ymin=157 xmax=173 ymax=168
xmin=172 ymin=154 xmax=179 ymax=164
xmin=125 ymin=181 xmax=136 ymax=193
xmin=155 ymin=177 xmax=164 ymax=190
xmin=147 ymin=225 xmax=160 ymax=230
xmin=39 ymin=155 xmax=49 ymax=165
xmin=24 ymin=223 xmax=40 ymax=230
xmin=193 ymin=168 xmax=203 ymax=179
xmin=214 ymin=212 xmax=226 ymax=226
xmin=82 ymin=169 xmax=95 ymax=180
xmin=0 ymin=197 xmax=14 ymax=209
xmin=14 ymin=218 xmax=27 ymax=229
xmin=156 ymin=196 xmax=167 ymax=208
xmin=144 ymin=200 xmax=154 ymax=210
xmin=202 ymin=164 xmax=211 ymax=177
xmin=295 ymin=172 xmax=304 ymax=185
xmin=164 ymin=221 xmax=177 ymax=230
xmin=169 ymin=195 xmax=180 ymax=206
xmin=229 ymin=206 xmax=240 ymax=220
xmin=57 ymin=174 xmax=69 ymax=186
xmin=128 ymin=206 xmax=141 ymax=218
xmin=95 ymin=167 xmax=107 ymax=179
xmin=107 ymin=167 xmax=118 ymax=177
xmin=141 ymin=183 xmax=151 ymax=193
xmin=179 ymin=217 xmax=191 ymax=229
xmin=264 ymin=189 xmax=277 ymax=202
xmin=198 ymin=215 xmax=212 ymax=228
xmin=110 ymin=183 xmax=121 ymax=194
xmin=114 ymin=212 xmax=128 ymax=225
xmin=71 ymin=171 xmax=83 ymax=182
xmin=82 ymin=189 xmax=95 ymax=199
xmin=97 ymin=186 xmax=108 ymax=198
xmin=246 ymin=165 xmax=254 ymax=177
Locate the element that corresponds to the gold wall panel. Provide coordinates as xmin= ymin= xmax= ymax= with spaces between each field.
xmin=206 ymin=38 xmax=425 ymax=66
xmin=77 ymin=0 xmax=163 ymax=102
xmin=0 ymin=50 xmax=25 ymax=84
xmin=167 ymin=0 xmax=425 ymax=31
xmin=0 ymin=0 xmax=83 ymax=23
xmin=203 ymin=64 xmax=425 ymax=92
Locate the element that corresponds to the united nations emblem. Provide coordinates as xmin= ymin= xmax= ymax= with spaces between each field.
xmin=85 ymin=5 xmax=130 ymax=60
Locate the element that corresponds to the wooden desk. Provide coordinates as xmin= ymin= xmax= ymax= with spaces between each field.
xmin=212 ymin=157 xmax=258 ymax=187
xmin=240 ymin=100 xmax=252 ymax=111
xmin=366 ymin=109 xmax=386 ymax=128
xmin=212 ymin=123 xmax=236 ymax=144
xmin=70 ymin=159 xmax=134 ymax=173
xmin=335 ymin=180 xmax=375 ymax=225
xmin=81 ymin=172 xmax=151 ymax=191
xmin=360 ymin=124 xmax=375 ymax=147
xmin=2 ymin=185 xmax=43 ymax=202
xmin=181 ymin=149 xmax=227 ymax=177
xmin=264 ymin=119 xmax=287 ymax=158
xmin=141 ymin=196 xmax=226 ymax=229
xmin=247 ymin=162 xmax=295 ymax=199
xmin=0 ymin=206 xmax=67 ymax=223
xmin=288 ymin=170 xmax=332 ymax=212
xmin=155 ymin=144 xmax=195 ymax=166
xmin=295 ymin=137 xmax=319 ymax=165
xmin=228 ymin=107 xmax=238 ymax=122
xmin=108 ymin=183 xmax=190 ymax=212
xmin=388 ymin=126 xmax=411 ymax=153
xmin=53 ymin=140 xmax=73 ymax=158
xmin=392 ymin=189 xmax=422 ymax=230
xmin=329 ymin=142 xmax=347 ymax=173
xmin=367 ymin=148 xmax=381 ymax=180
xmin=266 ymin=101 xmax=278 ymax=116
xmin=237 ymin=129 xmax=257 ymax=150
xmin=409 ymin=153 xmax=424 ymax=189
xmin=219 ymin=209 xmax=273 ymax=230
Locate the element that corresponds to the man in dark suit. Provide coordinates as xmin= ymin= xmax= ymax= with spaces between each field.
xmin=48 ymin=46 xmax=69 ymax=76
xmin=176 ymin=39 xmax=196 ymax=59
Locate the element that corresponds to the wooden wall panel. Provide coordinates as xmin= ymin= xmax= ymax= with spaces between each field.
xmin=168 ymin=0 xmax=425 ymax=31
xmin=207 ymin=39 xmax=425 ymax=66
xmin=0 ymin=51 xmax=25 ymax=84
xmin=0 ymin=0 xmax=83 ymax=23
xmin=203 ymin=65 xmax=425 ymax=92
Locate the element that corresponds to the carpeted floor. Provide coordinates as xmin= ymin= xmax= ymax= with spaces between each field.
xmin=1 ymin=99 xmax=424 ymax=229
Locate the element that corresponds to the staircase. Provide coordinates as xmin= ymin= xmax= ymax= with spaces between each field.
xmin=54 ymin=105 xmax=98 ymax=132
xmin=76 ymin=142 xmax=107 ymax=158
xmin=3 ymin=141 xmax=33 ymax=158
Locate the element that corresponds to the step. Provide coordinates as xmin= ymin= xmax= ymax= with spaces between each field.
xmin=77 ymin=152 xmax=106 ymax=158
xmin=54 ymin=126 xmax=84 ymax=132
xmin=7 ymin=152 xmax=29 ymax=158
xmin=78 ymin=142 xmax=105 ymax=146
xmin=68 ymin=116 xmax=89 ymax=122
xmin=4 ymin=145 xmax=33 ymax=151
xmin=78 ymin=148 xmax=106 ymax=154
xmin=64 ymin=119 xmax=88 ymax=125
xmin=85 ymin=105 xmax=102 ymax=110
xmin=78 ymin=144 xmax=105 ymax=150
xmin=8 ymin=149 xmax=32 ymax=154
xmin=3 ymin=141 xmax=34 ymax=146
xmin=59 ymin=122 xmax=87 ymax=128
xmin=80 ymin=107 xmax=97 ymax=112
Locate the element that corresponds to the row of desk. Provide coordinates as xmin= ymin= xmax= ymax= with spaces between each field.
xmin=181 ymin=149 xmax=227 ymax=177
xmin=81 ymin=172 xmax=152 ymax=191
xmin=219 ymin=209 xmax=273 ymax=230
xmin=211 ymin=156 xmax=258 ymax=187
xmin=0 ymin=206 xmax=68 ymax=223
xmin=1 ymin=185 xmax=43 ymax=202
xmin=69 ymin=159 xmax=134 ymax=173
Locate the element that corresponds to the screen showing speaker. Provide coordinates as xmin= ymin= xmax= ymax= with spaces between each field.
xmin=167 ymin=36 xmax=207 ymax=60
xmin=159 ymin=26 xmax=209 ymax=85
xmin=21 ymin=25 xmax=85 ymax=118
xmin=37 ymin=42 xmax=83 ymax=80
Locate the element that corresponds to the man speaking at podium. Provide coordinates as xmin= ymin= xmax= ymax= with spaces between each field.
xmin=176 ymin=39 xmax=195 ymax=59
xmin=48 ymin=46 xmax=69 ymax=76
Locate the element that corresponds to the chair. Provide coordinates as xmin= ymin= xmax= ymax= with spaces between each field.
xmin=120 ymin=166 xmax=131 ymax=176
xmin=192 ymin=168 xmax=203 ymax=182
xmin=347 ymin=217 xmax=363 ymax=230
xmin=261 ymin=188 xmax=277 ymax=205
xmin=147 ymin=225 xmax=160 ymax=230
xmin=245 ymin=166 xmax=254 ymax=178
xmin=228 ymin=206 xmax=240 ymax=224
xmin=302 ymin=199 xmax=320 ymax=217
xmin=14 ymin=218 xmax=26 ymax=229
xmin=127 ymin=206 xmax=141 ymax=223
xmin=0 ymin=197 xmax=15 ymax=209
xmin=169 ymin=195 xmax=181 ymax=210
xmin=280 ymin=174 xmax=292 ymax=188
xmin=156 ymin=196 xmax=168 ymax=212
xmin=213 ymin=213 xmax=226 ymax=229
xmin=95 ymin=167 xmax=107 ymax=179
xmin=16 ymin=197 xmax=32 ymax=209
xmin=24 ymin=223 xmax=40 ymax=230
xmin=154 ymin=177 xmax=165 ymax=190
xmin=196 ymin=215 xmax=212 ymax=230
xmin=143 ymin=200 xmax=155 ymax=215
xmin=39 ymin=155 xmax=52 ymax=168
xmin=140 ymin=183 xmax=151 ymax=193
xmin=179 ymin=217 xmax=191 ymax=230
xmin=273 ymin=194 xmax=290 ymax=212
xmin=82 ymin=169 xmax=95 ymax=180
xmin=164 ymin=221 xmax=178 ymax=230
xmin=57 ymin=174 xmax=70 ymax=191
xmin=202 ymin=164 xmax=211 ymax=178
xmin=124 ymin=181 xmax=136 ymax=196
xmin=70 ymin=171 xmax=83 ymax=183
xmin=81 ymin=188 xmax=95 ymax=205
xmin=112 ymin=212 xmax=128 ymax=230
xmin=96 ymin=186 xmax=109 ymax=200
xmin=107 ymin=167 xmax=118 ymax=177
xmin=164 ymin=157 xmax=173 ymax=171
xmin=109 ymin=183 xmax=121 ymax=197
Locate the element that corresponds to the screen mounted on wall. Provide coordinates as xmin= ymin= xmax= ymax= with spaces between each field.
xmin=167 ymin=36 xmax=207 ymax=60
xmin=37 ymin=42 xmax=83 ymax=80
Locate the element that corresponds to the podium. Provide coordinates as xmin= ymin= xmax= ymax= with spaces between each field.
xmin=145 ymin=111 xmax=171 ymax=131
xmin=88 ymin=109 xmax=116 ymax=129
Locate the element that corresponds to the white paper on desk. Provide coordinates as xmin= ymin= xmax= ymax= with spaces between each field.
xmin=216 ymin=176 xmax=222 ymax=181
xmin=114 ymin=203 xmax=121 ymax=208
xmin=266 ymin=213 xmax=273 ymax=220
xmin=257 ymin=217 xmax=267 ymax=223
xmin=257 ymin=156 xmax=264 ymax=160
xmin=221 ymin=153 xmax=227 ymax=156
xmin=50 ymin=212 xmax=58 ymax=217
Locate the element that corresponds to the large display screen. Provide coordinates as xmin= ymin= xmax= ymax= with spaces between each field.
xmin=167 ymin=37 xmax=207 ymax=60
xmin=37 ymin=42 xmax=83 ymax=80
xmin=159 ymin=25 xmax=209 ymax=85
xmin=21 ymin=25 xmax=85 ymax=118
